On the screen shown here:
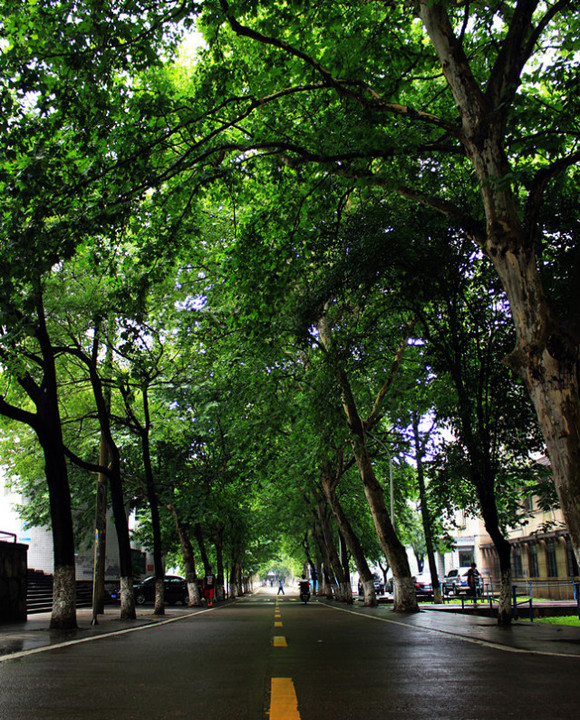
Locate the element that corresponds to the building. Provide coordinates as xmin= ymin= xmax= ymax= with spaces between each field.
xmin=441 ymin=459 xmax=579 ymax=600
xmin=0 ymin=471 xmax=147 ymax=583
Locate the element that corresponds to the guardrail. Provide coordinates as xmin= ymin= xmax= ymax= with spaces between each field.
xmin=442 ymin=578 xmax=580 ymax=620
xmin=511 ymin=580 xmax=580 ymax=622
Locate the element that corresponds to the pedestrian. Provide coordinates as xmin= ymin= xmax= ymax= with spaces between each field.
xmin=466 ymin=562 xmax=480 ymax=603
xmin=277 ymin=579 xmax=285 ymax=595
xmin=203 ymin=569 xmax=216 ymax=607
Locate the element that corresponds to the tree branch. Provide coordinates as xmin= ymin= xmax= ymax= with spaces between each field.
xmin=394 ymin=184 xmax=486 ymax=246
xmin=485 ymin=0 xmax=540 ymax=107
xmin=525 ymin=150 xmax=580 ymax=234
xmin=364 ymin=317 xmax=416 ymax=432
xmin=63 ymin=445 xmax=112 ymax=478
xmin=0 ymin=395 xmax=38 ymax=429
xmin=219 ymin=0 xmax=459 ymax=134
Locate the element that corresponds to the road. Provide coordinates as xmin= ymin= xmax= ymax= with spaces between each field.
xmin=1 ymin=588 xmax=579 ymax=719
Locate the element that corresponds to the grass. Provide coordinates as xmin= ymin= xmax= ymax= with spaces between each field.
xmin=517 ymin=615 xmax=580 ymax=627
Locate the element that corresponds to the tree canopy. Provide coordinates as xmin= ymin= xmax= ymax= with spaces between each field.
xmin=2 ymin=0 xmax=580 ymax=625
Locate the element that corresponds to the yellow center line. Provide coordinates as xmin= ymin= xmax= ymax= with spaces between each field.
xmin=273 ymin=636 xmax=288 ymax=647
xmin=274 ymin=621 xmax=283 ymax=628
xmin=269 ymin=677 xmax=300 ymax=720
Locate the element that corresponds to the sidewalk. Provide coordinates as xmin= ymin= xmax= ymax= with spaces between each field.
xmin=320 ymin=597 xmax=580 ymax=659
xmin=0 ymin=605 xmax=206 ymax=662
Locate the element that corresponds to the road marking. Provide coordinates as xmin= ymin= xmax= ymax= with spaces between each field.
xmin=322 ymin=603 xmax=580 ymax=659
xmin=270 ymin=677 xmax=300 ymax=719
xmin=273 ymin=635 xmax=288 ymax=647
xmin=275 ymin=621 xmax=283 ymax=627
xmin=0 ymin=608 xmax=215 ymax=664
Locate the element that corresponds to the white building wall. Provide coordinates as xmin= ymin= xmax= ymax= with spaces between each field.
xmin=1 ymin=473 xmax=54 ymax=574
xmin=1 ymin=471 xmax=142 ymax=581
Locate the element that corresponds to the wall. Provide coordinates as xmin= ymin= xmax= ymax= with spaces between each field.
xmin=0 ymin=540 xmax=28 ymax=623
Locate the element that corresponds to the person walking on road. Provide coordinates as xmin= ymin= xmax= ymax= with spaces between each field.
xmin=203 ymin=570 xmax=216 ymax=607
xmin=277 ymin=579 xmax=285 ymax=595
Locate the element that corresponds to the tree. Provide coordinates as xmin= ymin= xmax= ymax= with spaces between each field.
xmin=0 ymin=0 xmax=194 ymax=625
xmin=186 ymin=0 xmax=580 ymax=567
xmin=0 ymin=293 xmax=78 ymax=629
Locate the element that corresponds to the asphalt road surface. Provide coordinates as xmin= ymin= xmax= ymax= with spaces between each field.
xmin=1 ymin=588 xmax=579 ymax=719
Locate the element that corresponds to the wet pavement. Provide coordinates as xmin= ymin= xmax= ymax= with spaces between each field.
xmin=1 ymin=591 xmax=580 ymax=719
xmin=0 ymin=604 xmax=210 ymax=661
xmin=2 ymin=595 xmax=580 ymax=661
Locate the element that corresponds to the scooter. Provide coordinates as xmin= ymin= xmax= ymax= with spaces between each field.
xmin=299 ymin=590 xmax=311 ymax=605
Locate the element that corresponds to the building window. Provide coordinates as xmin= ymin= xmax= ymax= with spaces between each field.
xmin=524 ymin=494 xmax=534 ymax=513
xmin=528 ymin=544 xmax=539 ymax=578
xmin=566 ymin=538 xmax=579 ymax=577
xmin=512 ymin=546 xmax=523 ymax=577
xmin=546 ymin=539 xmax=558 ymax=577
xmin=459 ymin=548 xmax=474 ymax=567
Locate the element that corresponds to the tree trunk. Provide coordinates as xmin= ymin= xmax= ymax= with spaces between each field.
xmin=230 ymin=557 xmax=243 ymax=598
xmin=167 ymin=501 xmax=202 ymax=605
xmin=315 ymin=499 xmax=352 ymax=603
xmin=135 ymin=388 xmax=165 ymax=616
xmin=311 ymin=519 xmax=337 ymax=599
xmin=83 ymin=348 xmax=135 ymax=620
xmin=194 ymin=523 xmax=212 ymax=576
xmin=213 ymin=526 xmax=226 ymax=601
xmin=353 ymin=439 xmax=418 ymax=611
xmin=302 ymin=533 xmax=318 ymax=595
xmin=39 ymin=429 xmax=78 ymax=630
xmin=478 ymin=486 xmax=513 ymax=624
xmin=320 ymin=469 xmax=377 ymax=606
xmin=92 ymin=434 xmax=109 ymax=623
xmin=30 ymin=299 xmax=78 ymax=630
xmin=92 ymin=326 xmax=113 ymax=623
xmin=412 ymin=414 xmax=442 ymax=604
xmin=420 ymin=1 xmax=580 ymax=571
xmin=317 ymin=315 xmax=418 ymax=612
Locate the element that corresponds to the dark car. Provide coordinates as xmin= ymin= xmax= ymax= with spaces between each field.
xmin=111 ymin=575 xmax=189 ymax=605
xmin=413 ymin=572 xmax=434 ymax=599
xmin=442 ymin=567 xmax=482 ymax=596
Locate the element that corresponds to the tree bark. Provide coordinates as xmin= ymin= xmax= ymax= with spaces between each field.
xmin=411 ymin=413 xmax=442 ymax=604
xmin=320 ymin=466 xmax=377 ymax=606
xmin=419 ymin=0 xmax=580 ymax=573
xmin=311 ymin=517 xmax=338 ymax=599
xmin=139 ymin=389 xmax=165 ymax=616
xmin=91 ymin=433 xmax=109 ymax=623
xmin=213 ymin=525 xmax=226 ymax=600
xmin=41 ymin=428 xmax=77 ymax=629
xmin=194 ymin=523 xmax=212 ymax=576
xmin=174 ymin=514 xmax=202 ymax=605
xmin=65 ymin=337 xmax=136 ymax=620
xmin=315 ymin=498 xmax=352 ymax=602
xmin=23 ymin=297 xmax=78 ymax=630
xmin=316 ymin=316 xmax=418 ymax=612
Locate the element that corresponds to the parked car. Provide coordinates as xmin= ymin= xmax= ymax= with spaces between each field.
xmin=442 ymin=567 xmax=482 ymax=596
xmin=373 ymin=575 xmax=385 ymax=595
xmin=111 ymin=575 xmax=189 ymax=605
xmin=413 ymin=572 xmax=434 ymax=599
